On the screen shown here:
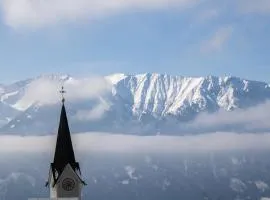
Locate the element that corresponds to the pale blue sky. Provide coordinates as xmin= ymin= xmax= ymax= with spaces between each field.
xmin=0 ymin=0 xmax=270 ymax=83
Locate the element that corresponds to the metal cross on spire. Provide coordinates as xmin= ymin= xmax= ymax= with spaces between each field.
xmin=60 ymin=86 xmax=66 ymax=103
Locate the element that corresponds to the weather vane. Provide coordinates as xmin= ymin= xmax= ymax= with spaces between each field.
xmin=60 ymin=86 xmax=66 ymax=103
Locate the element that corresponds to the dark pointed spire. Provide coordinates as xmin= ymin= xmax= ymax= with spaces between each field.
xmin=46 ymin=86 xmax=86 ymax=188
xmin=53 ymin=103 xmax=76 ymax=171
xmin=51 ymin=86 xmax=80 ymax=178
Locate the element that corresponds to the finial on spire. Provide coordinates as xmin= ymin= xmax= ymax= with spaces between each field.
xmin=60 ymin=86 xmax=66 ymax=103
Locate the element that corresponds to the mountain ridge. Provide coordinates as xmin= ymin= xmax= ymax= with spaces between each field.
xmin=0 ymin=73 xmax=270 ymax=135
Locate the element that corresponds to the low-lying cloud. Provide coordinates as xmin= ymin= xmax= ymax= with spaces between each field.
xmin=188 ymin=101 xmax=270 ymax=132
xmin=74 ymin=102 xmax=111 ymax=121
xmin=1 ymin=132 xmax=270 ymax=153
xmin=14 ymin=75 xmax=112 ymax=110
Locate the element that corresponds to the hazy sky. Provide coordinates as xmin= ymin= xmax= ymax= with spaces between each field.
xmin=0 ymin=0 xmax=270 ymax=83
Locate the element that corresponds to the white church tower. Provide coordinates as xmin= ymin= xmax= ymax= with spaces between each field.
xmin=46 ymin=87 xmax=86 ymax=199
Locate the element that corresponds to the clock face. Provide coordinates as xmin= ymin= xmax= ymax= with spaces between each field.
xmin=62 ymin=178 xmax=76 ymax=191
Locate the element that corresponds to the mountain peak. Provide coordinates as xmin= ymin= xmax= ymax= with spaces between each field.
xmin=1 ymin=73 xmax=270 ymax=135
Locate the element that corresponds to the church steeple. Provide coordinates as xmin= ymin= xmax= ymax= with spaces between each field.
xmin=47 ymin=86 xmax=85 ymax=199
xmin=52 ymin=100 xmax=79 ymax=175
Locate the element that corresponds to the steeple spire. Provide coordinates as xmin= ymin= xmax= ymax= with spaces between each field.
xmin=53 ymin=102 xmax=77 ymax=172
xmin=46 ymin=87 xmax=85 ymax=199
xmin=48 ymin=86 xmax=81 ymax=184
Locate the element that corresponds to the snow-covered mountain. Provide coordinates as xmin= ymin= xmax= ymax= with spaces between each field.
xmin=1 ymin=73 xmax=270 ymax=135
